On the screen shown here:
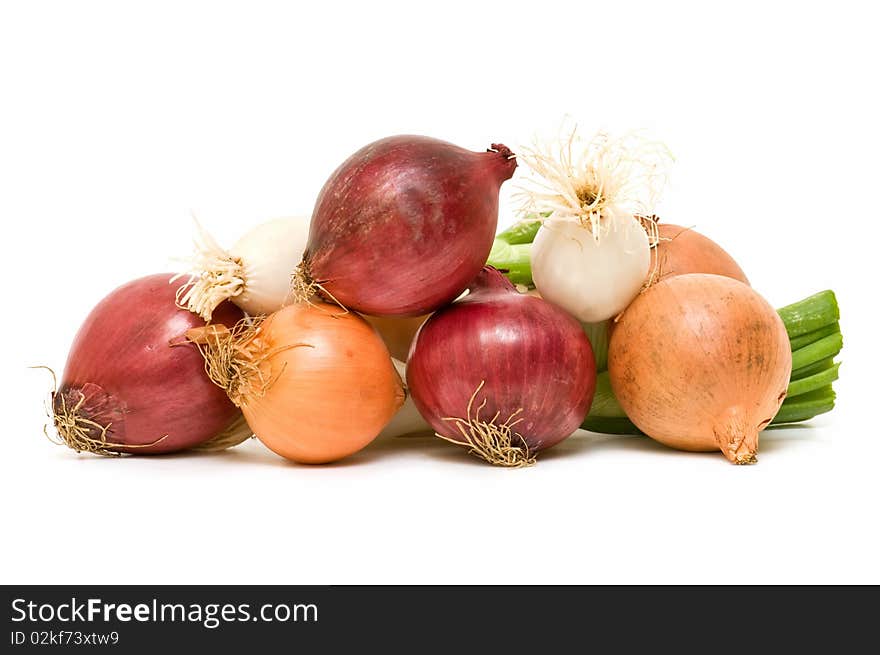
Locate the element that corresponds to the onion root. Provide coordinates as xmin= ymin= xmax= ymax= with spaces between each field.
xmin=172 ymin=218 xmax=247 ymax=321
xmin=290 ymin=261 xmax=350 ymax=312
xmin=517 ymin=127 xmax=671 ymax=237
xmin=437 ymin=381 xmax=535 ymax=468
xmin=36 ymin=366 xmax=167 ymax=456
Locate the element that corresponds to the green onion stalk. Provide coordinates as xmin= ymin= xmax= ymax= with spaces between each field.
xmin=487 ymin=223 xmax=842 ymax=434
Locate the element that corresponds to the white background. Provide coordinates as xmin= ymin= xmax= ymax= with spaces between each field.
xmin=1 ymin=1 xmax=877 ymax=584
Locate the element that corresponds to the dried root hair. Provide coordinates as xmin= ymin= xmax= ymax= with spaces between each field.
xmin=437 ymin=381 xmax=535 ymax=468
xmin=185 ymin=317 xmax=313 ymax=407
xmin=638 ymin=213 xmax=664 ymax=291
xmin=290 ymin=261 xmax=318 ymax=305
xmin=171 ymin=214 xmax=246 ymax=322
xmin=516 ymin=123 xmax=672 ymax=244
xmin=289 ymin=262 xmax=349 ymax=316
xmin=33 ymin=366 xmax=166 ymax=456
xmin=632 ymin=216 xmax=706 ymax=299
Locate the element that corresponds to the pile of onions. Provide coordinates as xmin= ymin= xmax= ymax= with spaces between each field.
xmin=295 ymin=135 xmax=517 ymax=316
xmin=47 ymin=274 xmax=247 ymax=455
xmin=174 ymin=216 xmax=311 ymax=321
xmin=187 ymin=302 xmax=405 ymax=464
xmin=652 ymin=223 xmax=749 ymax=285
xmin=608 ymin=274 xmax=791 ymax=464
xmin=519 ymin=130 xmax=672 ymax=323
xmin=407 ymin=267 xmax=596 ymax=466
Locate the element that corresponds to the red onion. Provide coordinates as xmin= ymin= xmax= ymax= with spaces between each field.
xmin=48 ymin=274 xmax=244 ymax=455
xmin=406 ymin=267 xmax=596 ymax=466
xmin=297 ymin=135 xmax=517 ymax=316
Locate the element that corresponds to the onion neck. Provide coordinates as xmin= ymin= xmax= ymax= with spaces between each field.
xmin=485 ymin=143 xmax=517 ymax=182
xmin=467 ymin=266 xmax=519 ymax=298
xmin=185 ymin=322 xmax=268 ymax=407
xmin=713 ymin=407 xmax=759 ymax=465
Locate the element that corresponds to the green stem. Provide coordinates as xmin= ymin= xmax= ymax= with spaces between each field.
xmin=777 ymin=290 xmax=839 ymax=338
xmin=495 ymin=219 xmax=542 ymax=245
xmin=791 ymin=357 xmax=835 ymax=381
xmin=486 ymin=240 xmax=533 ymax=286
xmin=771 ymin=388 xmax=836 ymax=425
xmin=787 ymin=362 xmax=840 ymax=398
xmin=789 ymin=322 xmax=840 ymax=351
xmin=583 ymin=322 xmax=610 ymax=372
xmin=586 ymin=372 xmax=623 ymax=417
xmin=581 ymin=416 xmax=644 ymax=436
xmin=791 ymin=332 xmax=843 ymax=371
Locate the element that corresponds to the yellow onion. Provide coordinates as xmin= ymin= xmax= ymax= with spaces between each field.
xmin=608 ymin=274 xmax=791 ymax=464
xmin=188 ymin=302 xmax=404 ymax=464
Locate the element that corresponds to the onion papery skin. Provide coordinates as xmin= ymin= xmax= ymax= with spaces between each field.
xmin=652 ymin=223 xmax=749 ymax=285
xmin=407 ymin=267 xmax=596 ymax=463
xmin=240 ymin=303 xmax=405 ymax=464
xmin=303 ymin=135 xmax=517 ymax=316
xmin=608 ymin=274 xmax=791 ymax=464
xmin=53 ymin=274 xmax=244 ymax=454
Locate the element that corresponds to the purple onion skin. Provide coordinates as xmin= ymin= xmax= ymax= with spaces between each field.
xmin=53 ymin=274 xmax=243 ymax=454
xmin=304 ymin=135 xmax=517 ymax=317
xmin=407 ymin=267 xmax=597 ymax=453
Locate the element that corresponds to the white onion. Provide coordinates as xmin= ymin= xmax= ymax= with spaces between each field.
xmin=517 ymin=127 xmax=670 ymax=323
xmin=174 ymin=216 xmax=310 ymax=319
xmin=531 ymin=212 xmax=650 ymax=322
